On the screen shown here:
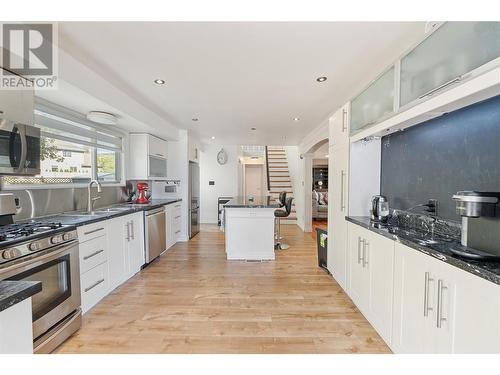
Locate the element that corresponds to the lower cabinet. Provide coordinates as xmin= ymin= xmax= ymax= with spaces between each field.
xmin=348 ymin=223 xmax=394 ymax=344
xmin=78 ymin=212 xmax=145 ymax=314
xmin=165 ymin=202 xmax=181 ymax=250
xmin=392 ymin=242 xmax=500 ymax=353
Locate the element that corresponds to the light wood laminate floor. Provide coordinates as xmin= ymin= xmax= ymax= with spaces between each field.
xmin=56 ymin=224 xmax=390 ymax=354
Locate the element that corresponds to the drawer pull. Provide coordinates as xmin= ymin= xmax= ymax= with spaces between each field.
xmin=175 ymin=230 xmax=181 ymax=234
xmin=84 ymin=278 xmax=105 ymax=292
xmin=83 ymin=227 xmax=105 ymax=235
xmin=83 ymin=249 xmax=104 ymax=260
xmin=174 ymin=215 xmax=181 ymax=219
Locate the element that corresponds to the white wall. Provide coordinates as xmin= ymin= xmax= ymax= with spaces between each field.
xmin=199 ymin=144 xmax=240 ymax=224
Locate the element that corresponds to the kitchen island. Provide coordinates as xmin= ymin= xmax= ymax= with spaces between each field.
xmin=224 ymin=196 xmax=281 ymax=260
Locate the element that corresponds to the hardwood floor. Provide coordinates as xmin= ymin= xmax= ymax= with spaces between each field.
xmin=56 ymin=224 xmax=390 ymax=354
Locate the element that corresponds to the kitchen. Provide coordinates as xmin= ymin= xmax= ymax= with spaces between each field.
xmin=1 ymin=8 xmax=500 ymax=373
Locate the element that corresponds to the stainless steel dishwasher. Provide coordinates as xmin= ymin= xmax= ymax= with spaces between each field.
xmin=144 ymin=206 xmax=166 ymax=263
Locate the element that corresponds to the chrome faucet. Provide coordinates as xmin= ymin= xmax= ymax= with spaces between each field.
xmin=87 ymin=179 xmax=102 ymax=213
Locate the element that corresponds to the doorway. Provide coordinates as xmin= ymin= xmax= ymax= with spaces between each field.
xmin=244 ymin=164 xmax=265 ymax=197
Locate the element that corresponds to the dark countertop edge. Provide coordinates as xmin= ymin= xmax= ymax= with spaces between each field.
xmin=346 ymin=216 xmax=500 ymax=286
xmin=0 ymin=280 xmax=42 ymax=313
xmin=224 ymin=204 xmax=280 ymax=208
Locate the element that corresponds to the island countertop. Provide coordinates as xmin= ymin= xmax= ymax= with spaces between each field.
xmin=224 ymin=196 xmax=281 ymax=208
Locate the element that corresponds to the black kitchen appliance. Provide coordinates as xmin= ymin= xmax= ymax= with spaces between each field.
xmin=451 ymin=191 xmax=500 ymax=261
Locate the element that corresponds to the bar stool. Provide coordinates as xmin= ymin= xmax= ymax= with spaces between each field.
xmin=274 ymin=197 xmax=293 ymax=250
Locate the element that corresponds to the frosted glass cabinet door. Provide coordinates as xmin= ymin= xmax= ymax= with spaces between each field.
xmin=400 ymin=22 xmax=500 ymax=107
xmin=350 ymin=66 xmax=395 ymax=134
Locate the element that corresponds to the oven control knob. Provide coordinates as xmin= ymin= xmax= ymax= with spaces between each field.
xmin=2 ymin=248 xmax=20 ymax=259
xmin=29 ymin=242 xmax=42 ymax=251
xmin=63 ymin=232 xmax=73 ymax=241
xmin=51 ymin=235 xmax=63 ymax=244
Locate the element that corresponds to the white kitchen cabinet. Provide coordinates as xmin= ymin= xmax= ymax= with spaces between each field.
xmin=350 ymin=66 xmax=395 ymax=134
xmin=327 ymin=143 xmax=349 ymax=290
xmin=165 ymin=202 xmax=181 ymax=250
xmin=107 ymin=212 xmax=145 ymax=291
xmin=0 ymin=69 xmax=34 ymax=126
xmin=400 ymin=22 xmax=500 ymax=108
xmin=347 ymin=223 xmax=394 ymax=343
xmin=81 ymin=262 xmax=109 ymax=314
xmin=128 ymin=133 xmax=168 ymax=180
xmin=392 ymin=242 xmax=500 ymax=353
xmin=329 ymin=103 xmax=350 ymax=148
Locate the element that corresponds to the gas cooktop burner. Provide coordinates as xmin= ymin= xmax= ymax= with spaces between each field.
xmin=0 ymin=221 xmax=64 ymax=242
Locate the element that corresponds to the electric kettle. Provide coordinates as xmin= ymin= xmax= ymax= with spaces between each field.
xmin=371 ymin=195 xmax=389 ymax=223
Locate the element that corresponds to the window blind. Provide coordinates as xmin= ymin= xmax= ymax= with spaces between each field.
xmin=34 ymin=98 xmax=124 ymax=152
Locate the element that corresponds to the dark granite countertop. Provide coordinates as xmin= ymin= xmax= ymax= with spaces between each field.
xmin=27 ymin=199 xmax=182 ymax=227
xmin=0 ymin=280 xmax=42 ymax=313
xmin=224 ymin=196 xmax=281 ymax=208
xmin=346 ymin=216 xmax=500 ymax=286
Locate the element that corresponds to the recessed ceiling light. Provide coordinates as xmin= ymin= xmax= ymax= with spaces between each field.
xmin=192 ymin=118 xmax=199 ymax=122
xmin=293 ymin=117 xmax=300 ymax=122
xmin=211 ymin=136 xmax=216 ymax=140
xmin=325 ymin=154 xmax=329 ymax=158
xmin=316 ymin=76 xmax=327 ymax=83
xmin=251 ymin=127 xmax=257 ymax=131
xmin=87 ymin=111 xmax=117 ymax=125
xmin=154 ymin=79 xmax=166 ymax=85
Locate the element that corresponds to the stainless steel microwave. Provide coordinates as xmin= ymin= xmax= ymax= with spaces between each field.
xmin=0 ymin=119 xmax=40 ymax=175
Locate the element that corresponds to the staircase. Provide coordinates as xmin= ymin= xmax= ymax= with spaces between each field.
xmin=266 ymin=146 xmax=297 ymax=223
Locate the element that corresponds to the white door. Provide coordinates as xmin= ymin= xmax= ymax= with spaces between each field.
xmin=367 ymin=231 xmax=395 ymax=344
xmin=392 ymin=243 xmax=433 ymax=353
xmin=245 ymin=164 xmax=264 ymax=197
xmin=127 ymin=212 xmax=145 ymax=277
xmin=327 ymin=144 xmax=349 ymax=289
xmin=107 ymin=216 xmax=127 ymax=291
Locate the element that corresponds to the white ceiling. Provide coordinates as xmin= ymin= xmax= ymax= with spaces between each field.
xmin=55 ymin=22 xmax=427 ymax=145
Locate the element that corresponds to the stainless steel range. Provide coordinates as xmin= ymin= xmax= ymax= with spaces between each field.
xmin=0 ymin=193 xmax=81 ymax=353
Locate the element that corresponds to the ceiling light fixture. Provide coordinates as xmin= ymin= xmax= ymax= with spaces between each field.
xmin=316 ymin=76 xmax=327 ymax=83
xmin=87 ymin=111 xmax=117 ymax=125
xmin=251 ymin=127 xmax=257 ymax=131
xmin=325 ymin=154 xmax=329 ymax=158
xmin=154 ymin=79 xmax=166 ymax=85
xmin=211 ymin=136 xmax=216 ymax=140
xmin=293 ymin=117 xmax=300 ymax=122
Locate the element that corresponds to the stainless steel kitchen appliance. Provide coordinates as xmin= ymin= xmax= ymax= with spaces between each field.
xmin=0 ymin=193 xmax=81 ymax=353
xmin=144 ymin=206 xmax=166 ymax=263
xmin=451 ymin=191 xmax=500 ymax=261
xmin=370 ymin=195 xmax=390 ymax=223
xmin=189 ymin=162 xmax=200 ymax=238
xmin=0 ymin=119 xmax=41 ymax=176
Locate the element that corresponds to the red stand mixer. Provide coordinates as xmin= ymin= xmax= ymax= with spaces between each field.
xmin=135 ymin=182 xmax=150 ymax=204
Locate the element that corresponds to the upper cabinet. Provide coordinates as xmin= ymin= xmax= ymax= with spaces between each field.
xmin=128 ymin=133 xmax=168 ymax=180
xmin=0 ymin=68 xmax=34 ymax=126
xmin=329 ymin=102 xmax=350 ymax=147
xmin=350 ymin=66 xmax=395 ymax=135
xmin=400 ymin=22 xmax=500 ymax=108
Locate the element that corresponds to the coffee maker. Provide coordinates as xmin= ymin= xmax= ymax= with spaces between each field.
xmin=370 ymin=195 xmax=390 ymax=223
xmin=451 ymin=191 xmax=500 ymax=261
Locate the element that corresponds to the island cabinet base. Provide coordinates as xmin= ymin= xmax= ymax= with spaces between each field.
xmin=224 ymin=207 xmax=276 ymax=261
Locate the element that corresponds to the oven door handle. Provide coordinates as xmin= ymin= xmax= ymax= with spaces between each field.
xmin=0 ymin=240 xmax=78 ymax=276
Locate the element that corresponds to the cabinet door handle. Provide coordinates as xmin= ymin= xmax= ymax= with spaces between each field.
xmin=130 ymin=220 xmax=135 ymax=240
xmin=175 ymin=230 xmax=181 ymax=234
xmin=84 ymin=227 xmax=104 ymax=235
xmin=125 ymin=221 xmax=130 ymax=242
xmin=174 ymin=215 xmax=181 ymax=219
xmin=362 ymin=240 xmax=369 ymax=268
xmin=342 ymin=108 xmax=347 ymax=132
xmin=84 ymin=278 xmax=105 ymax=293
xmin=357 ymin=236 xmax=364 ymax=264
xmin=424 ymin=272 xmax=434 ymax=317
xmin=83 ymin=249 xmax=104 ymax=260
xmin=436 ymin=279 xmax=448 ymax=328
xmin=340 ymin=170 xmax=346 ymax=212
xmin=418 ymin=76 xmax=462 ymax=99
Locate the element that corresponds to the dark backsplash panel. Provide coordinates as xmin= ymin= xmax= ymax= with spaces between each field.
xmin=381 ymin=95 xmax=500 ymax=222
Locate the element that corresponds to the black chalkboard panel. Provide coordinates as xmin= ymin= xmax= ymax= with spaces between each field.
xmin=381 ymin=95 xmax=500 ymax=222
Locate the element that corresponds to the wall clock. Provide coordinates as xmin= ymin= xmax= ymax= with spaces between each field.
xmin=217 ymin=148 xmax=228 ymax=165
